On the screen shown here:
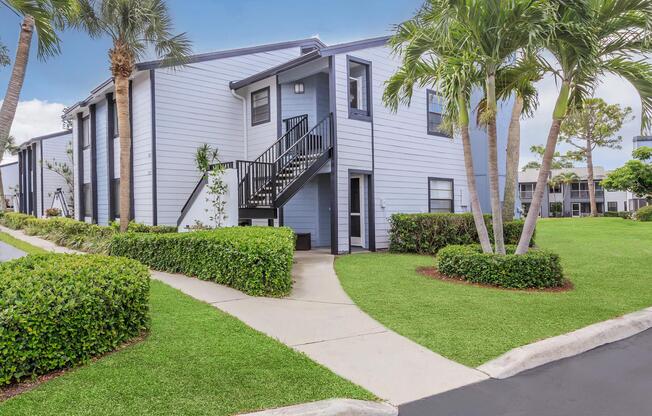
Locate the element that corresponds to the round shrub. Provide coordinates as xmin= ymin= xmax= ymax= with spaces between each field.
xmin=0 ymin=254 xmax=150 ymax=385
xmin=436 ymin=245 xmax=564 ymax=289
xmin=636 ymin=205 xmax=652 ymax=221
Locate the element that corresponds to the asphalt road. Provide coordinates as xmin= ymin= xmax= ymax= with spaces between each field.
xmin=400 ymin=329 xmax=652 ymax=416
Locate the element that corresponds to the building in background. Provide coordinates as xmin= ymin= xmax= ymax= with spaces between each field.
xmin=0 ymin=162 xmax=19 ymax=210
xmin=16 ymin=130 xmax=73 ymax=218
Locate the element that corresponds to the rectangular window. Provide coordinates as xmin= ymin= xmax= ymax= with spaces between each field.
xmin=520 ymin=183 xmax=535 ymax=199
xmin=549 ymin=183 xmax=562 ymax=194
xmin=427 ymin=90 xmax=447 ymax=136
xmin=82 ymin=116 xmax=90 ymax=148
xmin=112 ymin=178 xmax=120 ymax=218
xmin=429 ymin=178 xmax=454 ymax=213
xmin=251 ymin=87 xmax=270 ymax=126
xmin=607 ymin=201 xmax=618 ymax=212
xmin=113 ymin=100 xmax=119 ymax=137
xmin=348 ymin=57 xmax=371 ymax=120
xmin=83 ymin=183 xmax=92 ymax=217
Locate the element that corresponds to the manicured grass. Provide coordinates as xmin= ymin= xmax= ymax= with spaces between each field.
xmin=1 ymin=280 xmax=373 ymax=415
xmin=336 ymin=218 xmax=652 ymax=367
xmin=0 ymin=231 xmax=47 ymax=255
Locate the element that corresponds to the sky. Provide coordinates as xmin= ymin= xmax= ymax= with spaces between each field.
xmin=0 ymin=0 xmax=644 ymax=168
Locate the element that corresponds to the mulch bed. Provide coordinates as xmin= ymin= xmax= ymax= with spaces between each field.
xmin=417 ymin=267 xmax=574 ymax=293
xmin=0 ymin=333 xmax=148 ymax=402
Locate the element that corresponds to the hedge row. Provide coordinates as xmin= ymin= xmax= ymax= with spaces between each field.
xmin=436 ymin=245 xmax=564 ymax=289
xmin=111 ymin=227 xmax=296 ymax=297
xmin=0 ymin=213 xmax=176 ymax=254
xmin=603 ymin=211 xmax=632 ymax=219
xmin=389 ymin=213 xmax=530 ymax=254
xmin=0 ymin=254 xmax=150 ymax=385
xmin=636 ymin=205 xmax=652 ymax=221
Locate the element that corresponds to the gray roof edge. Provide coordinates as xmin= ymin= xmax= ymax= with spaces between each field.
xmin=634 ymin=135 xmax=652 ymax=141
xmin=19 ymin=130 xmax=73 ymax=149
xmin=136 ymin=37 xmax=326 ymax=71
xmin=229 ymin=50 xmax=322 ymax=90
xmin=319 ymin=35 xmax=391 ymax=56
xmin=0 ymin=161 xmax=18 ymax=168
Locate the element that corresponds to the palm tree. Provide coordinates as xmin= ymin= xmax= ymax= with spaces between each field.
xmin=76 ymin=0 xmax=191 ymax=231
xmin=0 ymin=0 xmax=77 ymax=163
xmin=516 ymin=0 xmax=652 ymax=254
xmin=383 ymin=11 xmax=493 ymax=253
xmin=0 ymin=135 xmax=18 ymax=211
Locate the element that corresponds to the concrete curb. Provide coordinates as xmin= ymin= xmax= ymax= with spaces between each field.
xmin=478 ymin=307 xmax=652 ymax=379
xmin=237 ymin=399 xmax=398 ymax=416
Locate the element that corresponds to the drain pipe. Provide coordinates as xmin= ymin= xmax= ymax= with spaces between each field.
xmin=231 ymin=89 xmax=248 ymax=159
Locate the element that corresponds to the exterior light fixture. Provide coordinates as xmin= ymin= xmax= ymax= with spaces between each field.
xmin=294 ymin=82 xmax=305 ymax=94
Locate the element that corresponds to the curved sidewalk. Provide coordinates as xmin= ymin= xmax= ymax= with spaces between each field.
xmin=153 ymin=250 xmax=487 ymax=404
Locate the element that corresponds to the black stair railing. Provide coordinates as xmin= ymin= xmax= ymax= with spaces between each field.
xmin=238 ymin=113 xmax=333 ymax=209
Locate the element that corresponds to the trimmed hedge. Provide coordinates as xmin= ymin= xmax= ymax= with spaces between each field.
xmin=436 ymin=245 xmax=564 ymax=289
xmin=636 ymin=205 xmax=652 ymax=221
xmin=0 ymin=254 xmax=150 ymax=385
xmin=389 ymin=213 xmax=530 ymax=254
xmin=604 ymin=211 xmax=632 ymax=219
xmin=111 ymin=227 xmax=296 ymax=297
xmin=0 ymin=212 xmax=33 ymax=230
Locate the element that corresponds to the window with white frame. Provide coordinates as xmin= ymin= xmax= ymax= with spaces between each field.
xmin=82 ymin=116 xmax=91 ymax=148
xmin=429 ymin=178 xmax=454 ymax=213
xmin=251 ymin=87 xmax=270 ymax=126
xmin=348 ymin=58 xmax=371 ymax=120
xmin=427 ymin=90 xmax=447 ymax=136
xmin=607 ymin=201 xmax=618 ymax=212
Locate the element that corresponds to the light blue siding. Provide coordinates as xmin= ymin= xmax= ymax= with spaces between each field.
xmin=95 ymin=100 xmax=109 ymax=224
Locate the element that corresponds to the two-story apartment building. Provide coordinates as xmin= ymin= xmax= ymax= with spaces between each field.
xmin=1 ymin=161 xmax=19 ymax=210
xmin=15 ymin=131 xmax=73 ymax=217
xmin=64 ymin=35 xmax=509 ymax=254
xmin=518 ymin=167 xmax=630 ymax=217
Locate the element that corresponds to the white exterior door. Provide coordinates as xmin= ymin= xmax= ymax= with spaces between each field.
xmin=350 ymin=176 xmax=365 ymax=247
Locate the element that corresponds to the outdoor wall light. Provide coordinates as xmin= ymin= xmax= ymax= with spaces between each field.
xmin=294 ymin=82 xmax=305 ymax=94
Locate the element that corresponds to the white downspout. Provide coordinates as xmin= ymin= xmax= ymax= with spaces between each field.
xmin=231 ymin=89 xmax=248 ymax=159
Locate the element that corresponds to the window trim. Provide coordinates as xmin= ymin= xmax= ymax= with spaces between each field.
xmin=81 ymin=115 xmax=91 ymax=149
xmin=607 ymin=201 xmax=618 ymax=212
xmin=426 ymin=89 xmax=449 ymax=137
xmin=251 ymin=86 xmax=271 ymax=126
xmin=428 ymin=177 xmax=454 ymax=213
xmin=347 ymin=55 xmax=373 ymax=122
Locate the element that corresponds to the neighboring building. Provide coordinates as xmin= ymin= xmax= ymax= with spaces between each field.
xmin=16 ymin=131 xmax=73 ymax=217
xmin=630 ymin=136 xmax=652 ymax=210
xmin=64 ymin=35 xmax=503 ymax=254
xmin=518 ymin=167 xmax=631 ymax=217
xmin=1 ymin=162 xmax=19 ymax=210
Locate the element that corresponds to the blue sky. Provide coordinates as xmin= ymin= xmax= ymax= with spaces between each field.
xmin=0 ymin=0 xmax=643 ymax=168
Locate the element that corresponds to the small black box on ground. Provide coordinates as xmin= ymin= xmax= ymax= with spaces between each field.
xmin=295 ymin=233 xmax=311 ymax=251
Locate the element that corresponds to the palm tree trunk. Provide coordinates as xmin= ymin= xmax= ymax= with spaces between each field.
xmin=486 ymin=74 xmax=506 ymax=254
xmin=586 ymin=139 xmax=598 ymax=216
xmin=516 ymin=82 xmax=570 ymax=254
xmin=0 ymin=16 xmax=34 ymax=211
xmin=459 ymin=108 xmax=492 ymax=253
xmin=502 ymin=96 xmax=523 ymax=222
xmin=115 ymin=75 xmax=131 ymax=232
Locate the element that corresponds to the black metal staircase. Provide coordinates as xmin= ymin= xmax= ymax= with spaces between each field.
xmin=237 ymin=113 xmax=333 ymax=219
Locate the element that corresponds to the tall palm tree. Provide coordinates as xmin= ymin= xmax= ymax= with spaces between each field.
xmin=76 ymin=0 xmax=191 ymax=231
xmin=0 ymin=134 xmax=18 ymax=211
xmin=516 ymin=0 xmax=652 ymax=254
xmin=0 ymin=0 xmax=77 ymax=209
xmin=383 ymin=12 xmax=493 ymax=253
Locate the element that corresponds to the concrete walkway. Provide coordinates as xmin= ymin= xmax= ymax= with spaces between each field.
xmin=0 ymin=226 xmax=487 ymax=404
xmin=154 ymin=251 xmax=487 ymax=404
xmin=0 ymin=240 xmax=26 ymax=261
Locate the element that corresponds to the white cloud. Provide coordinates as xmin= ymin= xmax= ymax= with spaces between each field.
xmin=520 ymin=73 xmax=642 ymax=170
xmin=1 ymin=99 xmax=67 ymax=163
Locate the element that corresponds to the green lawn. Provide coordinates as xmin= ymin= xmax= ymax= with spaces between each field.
xmin=0 ymin=231 xmax=47 ymax=255
xmin=1 ymin=244 xmax=372 ymax=415
xmin=335 ymin=218 xmax=652 ymax=367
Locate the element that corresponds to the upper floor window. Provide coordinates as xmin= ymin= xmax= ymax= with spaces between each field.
xmin=549 ymin=182 xmax=562 ymax=194
xmin=348 ymin=57 xmax=371 ymax=121
xmin=429 ymin=178 xmax=454 ymax=213
xmin=427 ymin=90 xmax=447 ymax=136
xmin=82 ymin=116 xmax=91 ymax=148
xmin=251 ymin=87 xmax=270 ymax=126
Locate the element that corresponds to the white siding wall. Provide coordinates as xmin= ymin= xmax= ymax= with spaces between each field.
xmin=242 ymin=77 xmax=279 ymax=159
xmin=153 ymin=47 xmax=302 ymax=226
xmin=132 ymin=72 xmax=153 ymax=225
xmin=41 ymin=133 xmax=72 ymax=215
xmin=0 ymin=163 xmax=18 ymax=198
xmin=72 ymin=120 xmax=80 ymax=218
xmin=333 ymin=47 xmax=469 ymax=252
xmin=94 ymin=101 xmax=109 ymax=224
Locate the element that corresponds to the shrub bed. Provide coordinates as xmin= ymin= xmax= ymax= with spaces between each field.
xmin=604 ymin=211 xmax=632 ymax=219
xmin=436 ymin=245 xmax=564 ymax=289
xmin=111 ymin=227 xmax=295 ymax=297
xmin=0 ymin=212 xmax=33 ymax=230
xmin=636 ymin=205 xmax=652 ymax=221
xmin=389 ymin=213 xmax=530 ymax=254
xmin=0 ymin=254 xmax=150 ymax=385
